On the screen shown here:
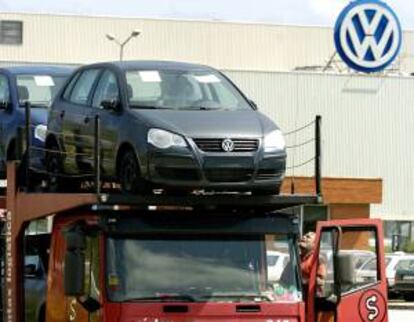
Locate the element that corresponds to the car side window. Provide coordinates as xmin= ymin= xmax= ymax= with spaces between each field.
xmin=0 ymin=74 xmax=10 ymax=103
xmin=92 ymin=70 xmax=119 ymax=109
xmin=69 ymin=69 xmax=100 ymax=105
xmin=62 ymin=71 xmax=81 ymax=101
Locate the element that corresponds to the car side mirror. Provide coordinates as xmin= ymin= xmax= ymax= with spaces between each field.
xmin=64 ymin=227 xmax=86 ymax=296
xmin=0 ymin=100 xmax=11 ymax=111
xmin=248 ymin=99 xmax=258 ymax=110
xmin=101 ymin=99 xmax=121 ymax=112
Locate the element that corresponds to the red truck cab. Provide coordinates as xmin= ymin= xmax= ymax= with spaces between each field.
xmin=43 ymin=207 xmax=387 ymax=322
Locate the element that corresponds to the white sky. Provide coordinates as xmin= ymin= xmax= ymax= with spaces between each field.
xmin=1 ymin=0 xmax=413 ymax=29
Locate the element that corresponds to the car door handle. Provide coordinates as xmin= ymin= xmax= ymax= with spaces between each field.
xmin=84 ymin=116 xmax=90 ymax=124
xmin=60 ymin=110 xmax=65 ymax=118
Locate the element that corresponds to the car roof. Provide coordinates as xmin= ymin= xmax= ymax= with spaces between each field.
xmin=85 ymin=60 xmax=215 ymax=72
xmin=0 ymin=65 xmax=73 ymax=75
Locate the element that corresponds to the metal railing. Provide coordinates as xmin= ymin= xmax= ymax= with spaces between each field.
xmin=284 ymin=115 xmax=322 ymax=197
xmin=18 ymin=102 xmax=322 ymax=197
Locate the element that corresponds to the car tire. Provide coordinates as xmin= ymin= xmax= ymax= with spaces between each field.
xmin=45 ymin=142 xmax=64 ymax=192
xmin=17 ymin=153 xmax=41 ymax=191
xmin=119 ymin=149 xmax=150 ymax=194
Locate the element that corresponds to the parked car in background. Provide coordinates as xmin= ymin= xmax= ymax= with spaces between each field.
xmin=0 ymin=66 xmax=72 ymax=178
xmin=320 ymin=249 xmax=376 ymax=289
xmin=394 ymin=258 xmax=414 ymax=301
xmin=357 ymin=253 xmax=414 ymax=296
xmin=46 ymin=61 xmax=286 ymax=194
xmin=267 ymin=250 xmax=290 ymax=283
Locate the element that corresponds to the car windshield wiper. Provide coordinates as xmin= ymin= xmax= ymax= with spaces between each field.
xmin=125 ymin=294 xmax=198 ymax=302
xmin=129 ymin=104 xmax=172 ymax=110
xmin=130 ymin=105 xmax=159 ymax=109
xmin=19 ymin=102 xmax=48 ymax=108
xmin=178 ymin=106 xmax=224 ymax=111
xmin=200 ymin=293 xmax=272 ymax=302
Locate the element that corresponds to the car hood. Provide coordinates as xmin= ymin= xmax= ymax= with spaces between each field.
xmin=132 ymin=109 xmax=278 ymax=138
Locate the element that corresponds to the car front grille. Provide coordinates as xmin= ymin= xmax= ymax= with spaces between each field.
xmin=205 ymin=168 xmax=253 ymax=182
xmin=155 ymin=167 xmax=200 ymax=181
xmin=256 ymin=169 xmax=284 ymax=181
xmin=193 ymin=138 xmax=259 ymax=152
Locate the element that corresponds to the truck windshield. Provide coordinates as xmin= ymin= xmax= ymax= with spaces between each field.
xmin=125 ymin=69 xmax=252 ymax=111
xmin=106 ymin=234 xmax=301 ymax=303
xmin=17 ymin=74 xmax=68 ymax=107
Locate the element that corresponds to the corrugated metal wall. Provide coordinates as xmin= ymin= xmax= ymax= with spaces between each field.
xmin=1 ymin=12 xmax=414 ymax=73
xmin=225 ymin=70 xmax=414 ymax=220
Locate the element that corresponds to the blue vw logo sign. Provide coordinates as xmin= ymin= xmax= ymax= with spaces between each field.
xmin=334 ymin=0 xmax=402 ymax=73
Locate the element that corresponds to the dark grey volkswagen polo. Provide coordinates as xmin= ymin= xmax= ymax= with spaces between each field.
xmin=46 ymin=61 xmax=286 ymax=194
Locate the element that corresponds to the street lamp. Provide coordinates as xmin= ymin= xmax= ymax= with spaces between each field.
xmin=105 ymin=29 xmax=141 ymax=61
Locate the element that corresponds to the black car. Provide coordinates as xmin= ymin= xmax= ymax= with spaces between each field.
xmin=394 ymin=258 xmax=414 ymax=301
xmin=46 ymin=61 xmax=286 ymax=194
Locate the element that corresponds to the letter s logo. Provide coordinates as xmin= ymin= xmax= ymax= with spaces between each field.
xmin=366 ymin=295 xmax=379 ymax=321
xmin=69 ymin=299 xmax=77 ymax=321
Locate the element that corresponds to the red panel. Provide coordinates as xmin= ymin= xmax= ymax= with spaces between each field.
xmin=104 ymin=302 xmax=303 ymax=322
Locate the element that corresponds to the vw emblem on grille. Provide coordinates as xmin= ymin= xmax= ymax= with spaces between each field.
xmin=334 ymin=1 xmax=402 ymax=73
xmin=222 ymin=138 xmax=235 ymax=152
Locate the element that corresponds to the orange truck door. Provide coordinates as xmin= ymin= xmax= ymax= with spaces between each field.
xmin=307 ymin=219 xmax=388 ymax=322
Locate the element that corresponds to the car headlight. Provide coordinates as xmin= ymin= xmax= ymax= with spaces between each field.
xmin=147 ymin=128 xmax=187 ymax=149
xmin=264 ymin=130 xmax=285 ymax=152
xmin=34 ymin=124 xmax=47 ymax=142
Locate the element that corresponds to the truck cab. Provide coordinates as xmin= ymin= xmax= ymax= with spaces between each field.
xmin=42 ymin=202 xmax=388 ymax=322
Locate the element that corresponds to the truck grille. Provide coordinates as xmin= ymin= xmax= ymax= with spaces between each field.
xmin=193 ymin=138 xmax=259 ymax=152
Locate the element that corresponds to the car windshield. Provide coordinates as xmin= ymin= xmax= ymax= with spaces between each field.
xmin=106 ymin=234 xmax=300 ymax=303
xmin=125 ymin=69 xmax=252 ymax=111
xmin=267 ymin=253 xmax=279 ymax=266
xmin=17 ymin=74 xmax=68 ymax=107
xmin=396 ymin=259 xmax=414 ymax=270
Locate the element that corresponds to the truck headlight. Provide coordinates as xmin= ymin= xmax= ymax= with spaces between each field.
xmin=264 ymin=130 xmax=285 ymax=152
xmin=148 ymin=128 xmax=187 ymax=149
xmin=34 ymin=124 xmax=47 ymax=142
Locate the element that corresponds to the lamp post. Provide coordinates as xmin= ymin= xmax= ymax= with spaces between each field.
xmin=105 ymin=29 xmax=141 ymax=61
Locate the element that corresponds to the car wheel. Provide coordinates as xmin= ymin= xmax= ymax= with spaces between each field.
xmin=119 ymin=149 xmax=149 ymax=194
xmin=45 ymin=143 xmax=63 ymax=192
xmin=17 ymin=153 xmax=41 ymax=190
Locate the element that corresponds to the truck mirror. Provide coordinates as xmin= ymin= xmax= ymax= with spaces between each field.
xmin=64 ymin=229 xmax=86 ymax=296
xmin=335 ymin=252 xmax=355 ymax=293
